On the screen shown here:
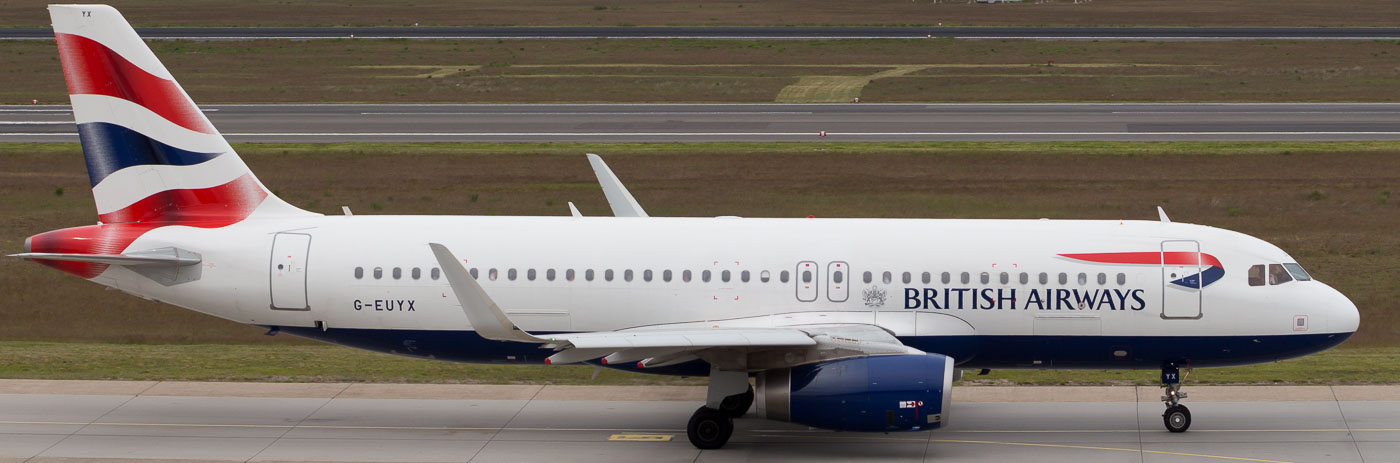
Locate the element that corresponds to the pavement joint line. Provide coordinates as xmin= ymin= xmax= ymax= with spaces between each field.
xmin=247 ymin=388 xmax=344 ymax=463
xmin=30 ymin=390 xmax=143 ymax=461
xmin=1331 ymin=385 xmax=1369 ymax=463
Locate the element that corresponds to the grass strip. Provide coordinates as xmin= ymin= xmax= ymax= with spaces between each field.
xmin=2 ymin=342 xmax=1393 ymax=385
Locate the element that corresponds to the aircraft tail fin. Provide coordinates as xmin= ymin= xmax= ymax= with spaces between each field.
xmin=49 ymin=4 xmax=310 ymax=225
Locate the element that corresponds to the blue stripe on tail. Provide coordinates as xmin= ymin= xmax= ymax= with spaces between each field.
xmin=76 ymin=122 xmax=223 ymax=187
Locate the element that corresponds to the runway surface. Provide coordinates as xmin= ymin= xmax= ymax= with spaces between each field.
xmin=0 ymin=380 xmax=1397 ymax=463
xmin=4 ymin=103 xmax=1400 ymax=143
xmin=5 ymin=26 xmax=1400 ymax=41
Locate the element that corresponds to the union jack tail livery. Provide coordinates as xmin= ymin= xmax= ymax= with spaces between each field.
xmin=24 ymin=5 xmax=312 ymax=279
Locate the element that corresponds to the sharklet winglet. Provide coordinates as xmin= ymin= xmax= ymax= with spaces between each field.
xmin=585 ymin=153 xmax=648 ymax=218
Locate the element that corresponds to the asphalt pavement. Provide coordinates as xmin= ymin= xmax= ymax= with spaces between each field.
xmin=4 ymin=103 xmax=1400 ymax=142
xmin=5 ymin=26 xmax=1400 ymax=41
xmin=0 ymin=380 xmax=1396 ymax=463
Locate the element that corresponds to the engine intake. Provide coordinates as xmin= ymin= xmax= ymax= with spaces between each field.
xmin=754 ymin=353 xmax=954 ymax=432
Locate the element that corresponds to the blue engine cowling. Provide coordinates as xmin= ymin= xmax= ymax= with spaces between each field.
xmin=754 ymin=353 xmax=954 ymax=432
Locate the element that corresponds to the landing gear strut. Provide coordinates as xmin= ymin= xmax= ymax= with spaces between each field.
xmin=718 ymin=386 xmax=754 ymax=418
xmin=1160 ymin=363 xmax=1191 ymax=433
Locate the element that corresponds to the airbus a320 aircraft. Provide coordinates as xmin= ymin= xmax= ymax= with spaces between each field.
xmin=17 ymin=5 xmax=1360 ymax=449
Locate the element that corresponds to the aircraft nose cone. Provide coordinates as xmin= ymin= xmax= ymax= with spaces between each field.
xmin=1324 ymin=283 xmax=1360 ymax=334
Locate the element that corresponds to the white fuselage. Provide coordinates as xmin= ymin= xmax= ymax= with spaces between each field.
xmin=88 ymin=214 xmax=1359 ymax=372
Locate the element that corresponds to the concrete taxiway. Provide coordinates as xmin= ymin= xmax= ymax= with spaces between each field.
xmin=0 ymin=380 xmax=1396 ymax=463
xmin=4 ymin=103 xmax=1400 ymax=143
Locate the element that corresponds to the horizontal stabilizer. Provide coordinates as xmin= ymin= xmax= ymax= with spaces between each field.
xmin=10 ymin=247 xmax=202 ymax=286
xmin=11 ymin=247 xmax=200 ymax=267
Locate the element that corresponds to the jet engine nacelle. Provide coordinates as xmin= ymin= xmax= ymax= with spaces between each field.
xmin=753 ymin=353 xmax=954 ymax=432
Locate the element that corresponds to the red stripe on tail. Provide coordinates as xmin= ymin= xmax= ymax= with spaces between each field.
xmin=98 ymin=174 xmax=268 ymax=224
xmin=55 ymin=33 xmax=215 ymax=134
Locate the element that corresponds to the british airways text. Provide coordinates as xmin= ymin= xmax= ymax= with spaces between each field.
xmin=904 ymin=288 xmax=1147 ymax=311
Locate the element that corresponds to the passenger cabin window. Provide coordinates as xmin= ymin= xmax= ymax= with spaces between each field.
xmin=979 ymin=272 xmax=989 ymax=284
xmin=922 ymin=272 xmax=932 ymax=284
xmin=625 ymin=269 xmax=634 ymax=282
xmin=863 ymin=271 xmax=873 ymax=284
xmin=802 ymin=270 xmax=813 ymax=283
xmin=1269 ymin=264 xmax=1293 ymax=285
xmin=546 ymin=269 xmax=556 ymax=281
xmin=354 ymin=267 xmax=364 ymax=279
xmin=684 ymin=270 xmax=693 ymax=282
xmin=528 ymin=269 xmax=537 ymax=281
xmin=1077 ymin=273 xmax=1087 ymax=285
xmin=605 ymin=269 xmax=614 ymax=281
xmin=644 ymin=269 xmax=654 ymax=282
xmin=373 ymin=267 xmax=383 ymax=279
xmin=760 ymin=270 xmax=771 ymax=282
xmin=1058 ymin=273 xmax=1067 ymax=285
xmin=1039 ymin=272 xmax=1048 ymax=284
xmin=392 ymin=267 xmax=402 ymax=280
xmin=469 ymin=268 xmax=478 ymax=279
xmin=488 ymin=268 xmax=498 ymax=281
xmin=741 ymin=270 xmax=750 ymax=282
xmin=942 ymin=272 xmax=951 ymax=284
xmin=882 ymin=271 xmax=893 ymax=284
xmin=1248 ymin=265 xmax=1266 ymax=286
xmin=1019 ymin=273 xmax=1029 ymax=285
xmin=431 ymin=268 xmax=441 ymax=280
xmin=411 ymin=267 xmax=421 ymax=280
xmin=721 ymin=270 xmax=731 ymax=282
xmin=586 ymin=269 xmax=595 ymax=281
xmin=566 ymin=269 xmax=576 ymax=281
xmin=1097 ymin=273 xmax=1106 ymax=285
xmin=999 ymin=272 xmax=1009 ymax=285
xmin=1116 ymin=273 xmax=1126 ymax=285
xmin=902 ymin=272 xmax=911 ymax=284
xmin=508 ymin=269 xmax=517 ymax=281
xmin=703 ymin=270 xmax=712 ymax=282
xmin=1283 ymin=263 xmax=1312 ymax=281
xmin=831 ymin=271 xmax=842 ymax=284
xmin=664 ymin=270 xmax=673 ymax=282
xmin=960 ymin=272 xmax=970 ymax=284
xmin=780 ymin=270 xmax=790 ymax=283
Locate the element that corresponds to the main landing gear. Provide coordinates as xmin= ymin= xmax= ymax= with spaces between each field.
xmin=1160 ymin=362 xmax=1191 ymax=433
xmin=688 ymin=369 xmax=753 ymax=449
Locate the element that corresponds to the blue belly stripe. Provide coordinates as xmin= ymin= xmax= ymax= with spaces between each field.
xmin=268 ymin=326 xmax=1353 ymax=374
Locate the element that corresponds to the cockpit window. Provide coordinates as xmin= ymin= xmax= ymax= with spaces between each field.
xmin=1248 ymin=265 xmax=1266 ymax=286
xmin=1283 ymin=263 xmax=1312 ymax=281
xmin=1268 ymin=264 xmax=1293 ymax=285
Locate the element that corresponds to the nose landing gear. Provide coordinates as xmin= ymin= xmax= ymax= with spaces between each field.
xmin=1160 ymin=363 xmax=1192 ymax=433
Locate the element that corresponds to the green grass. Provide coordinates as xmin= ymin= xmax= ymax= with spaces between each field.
xmin=2 ymin=342 xmax=1394 ymax=385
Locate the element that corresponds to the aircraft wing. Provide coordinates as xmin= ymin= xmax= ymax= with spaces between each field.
xmin=429 ymin=243 xmax=922 ymax=369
